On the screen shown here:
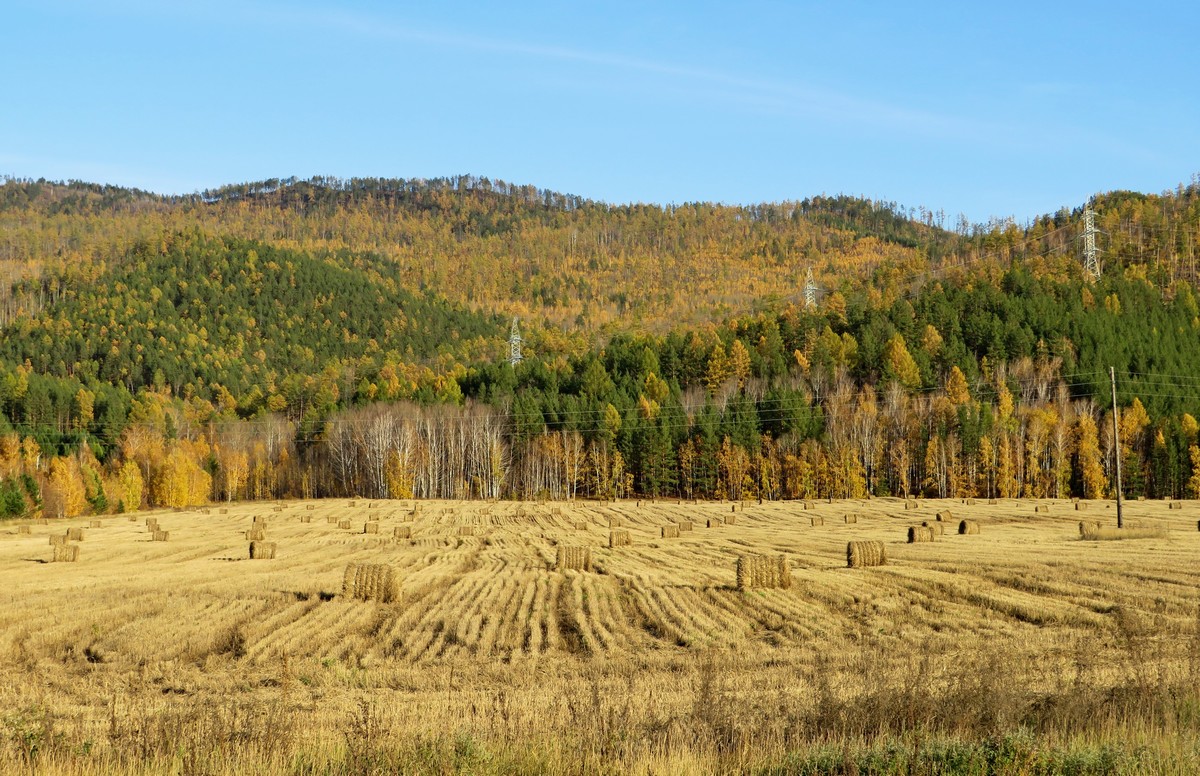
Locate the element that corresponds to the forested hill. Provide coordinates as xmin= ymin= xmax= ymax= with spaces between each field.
xmin=2 ymin=173 xmax=1200 ymax=516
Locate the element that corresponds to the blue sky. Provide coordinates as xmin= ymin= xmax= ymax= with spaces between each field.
xmin=3 ymin=0 xmax=1197 ymax=224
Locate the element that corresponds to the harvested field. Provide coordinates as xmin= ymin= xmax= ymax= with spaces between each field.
xmin=1 ymin=497 xmax=1198 ymax=774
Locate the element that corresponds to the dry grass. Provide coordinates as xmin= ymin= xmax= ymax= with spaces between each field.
xmin=1080 ymin=525 xmax=1168 ymax=541
xmin=2 ymin=497 xmax=1199 ymax=774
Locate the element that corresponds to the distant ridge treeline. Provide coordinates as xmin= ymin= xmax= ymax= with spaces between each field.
xmin=0 ymin=174 xmax=1199 ymax=515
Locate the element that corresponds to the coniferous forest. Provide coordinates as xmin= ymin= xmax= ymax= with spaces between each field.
xmin=2 ymin=174 xmax=1200 ymax=516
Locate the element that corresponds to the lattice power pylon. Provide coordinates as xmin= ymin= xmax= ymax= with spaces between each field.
xmin=1082 ymin=208 xmax=1102 ymax=281
xmin=803 ymin=268 xmax=819 ymax=308
xmin=508 ymin=317 xmax=523 ymax=366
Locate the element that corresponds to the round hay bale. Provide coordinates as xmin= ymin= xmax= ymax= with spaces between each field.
xmin=844 ymin=513 xmax=858 ymax=524
xmin=246 ymin=527 xmax=266 ymax=541
xmin=394 ymin=526 xmax=412 ymax=539
xmin=66 ymin=527 xmax=84 ymax=541
xmin=921 ymin=520 xmax=945 ymax=536
xmin=152 ymin=530 xmax=169 ymax=542
xmin=53 ymin=544 xmax=79 ymax=562
xmin=608 ymin=516 xmax=624 ymax=529
xmin=935 ymin=510 xmax=953 ymax=522
xmin=846 ymin=540 xmax=886 ymax=568
xmin=306 ymin=504 xmax=316 ymax=511
xmin=89 ymin=519 xmax=102 ymax=528
xmin=907 ymin=526 xmax=935 ymax=543
xmin=661 ymin=524 xmax=680 ymax=538
xmin=1034 ymin=505 xmax=1049 ymax=514
xmin=904 ymin=500 xmax=918 ymax=510
xmin=1168 ymin=501 xmax=1182 ymax=510
xmin=958 ymin=519 xmax=980 ymax=535
xmin=965 ymin=498 xmax=977 ymax=506
xmin=726 ymin=514 xmax=738 ymax=526
xmin=364 ymin=521 xmax=380 ymax=534
xmin=574 ymin=520 xmax=588 ymax=530
xmin=803 ymin=500 xmax=815 ymax=510
xmin=1079 ymin=520 xmax=1101 ymax=538
xmin=810 ymin=516 xmax=824 ymax=527
xmin=707 ymin=517 xmax=725 ymax=528
xmin=300 ymin=515 xmax=312 ymax=524
xmin=1075 ymin=502 xmax=1088 ymax=511
xmin=987 ymin=498 xmax=998 ymax=505
xmin=342 ymin=563 xmax=400 ymax=602
xmin=676 ymin=520 xmax=693 ymax=532
xmin=249 ymin=541 xmax=277 ymax=559
xmin=338 ymin=519 xmax=352 ymax=530
xmin=49 ymin=533 xmax=68 ymax=546
xmin=16 ymin=525 xmax=31 ymax=535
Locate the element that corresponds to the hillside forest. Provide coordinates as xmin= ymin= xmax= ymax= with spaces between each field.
xmin=1 ymin=174 xmax=1200 ymax=516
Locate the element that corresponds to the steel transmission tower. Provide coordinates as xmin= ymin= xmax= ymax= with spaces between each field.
xmin=508 ymin=317 xmax=523 ymax=366
xmin=803 ymin=268 xmax=819 ymax=308
xmin=1082 ymin=208 xmax=1102 ymax=281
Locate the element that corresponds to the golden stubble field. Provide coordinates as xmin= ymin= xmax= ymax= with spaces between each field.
xmin=2 ymin=496 xmax=1199 ymax=774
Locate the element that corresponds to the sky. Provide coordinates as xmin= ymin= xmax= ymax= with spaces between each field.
xmin=3 ymin=0 xmax=1198 ymax=225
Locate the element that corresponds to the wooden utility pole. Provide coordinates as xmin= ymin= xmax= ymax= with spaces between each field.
xmin=1110 ymin=366 xmax=1124 ymax=529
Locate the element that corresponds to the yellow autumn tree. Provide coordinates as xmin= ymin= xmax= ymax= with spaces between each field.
xmin=1188 ymin=445 xmax=1200 ymax=499
xmin=113 ymin=459 xmax=145 ymax=513
xmin=45 ymin=456 xmax=87 ymax=518
xmin=1075 ymin=414 xmax=1108 ymax=499
xmin=153 ymin=445 xmax=212 ymax=508
xmin=728 ymin=339 xmax=752 ymax=389
xmin=945 ymin=365 xmax=971 ymax=406
xmin=882 ymin=334 xmax=921 ymax=390
xmin=217 ymin=446 xmax=250 ymax=502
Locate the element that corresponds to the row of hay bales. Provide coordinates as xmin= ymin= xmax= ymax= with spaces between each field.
xmin=908 ymin=519 xmax=979 ymax=542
